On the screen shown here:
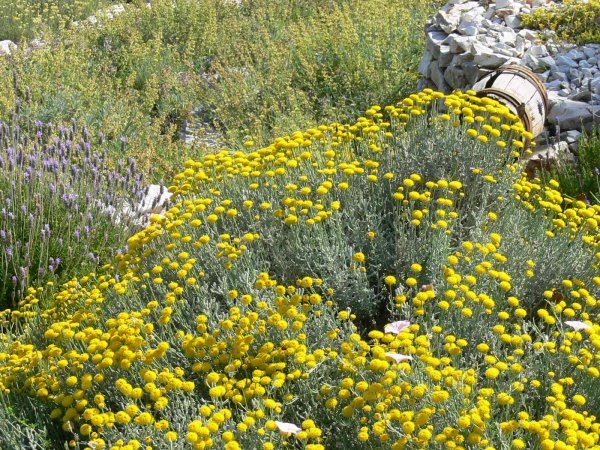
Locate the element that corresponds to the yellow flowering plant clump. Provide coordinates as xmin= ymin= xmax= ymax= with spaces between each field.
xmin=1 ymin=88 xmax=600 ymax=449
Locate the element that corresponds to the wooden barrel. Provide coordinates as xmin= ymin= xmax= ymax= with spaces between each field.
xmin=472 ymin=64 xmax=548 ymax=140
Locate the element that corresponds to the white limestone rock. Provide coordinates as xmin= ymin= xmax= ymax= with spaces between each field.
xmin=444 ymin=65 xmax=467 ymax=89
xmin=526 ymin=141 xmax=573 ymax=176
xmin=137 ymin=184 xmax=172 ymax=215
xmin=430 ymin=61 xmax=451 ymax=92
xmin=529 ymin=45 xmax=549 ymax=57
xmin=471 ymin=43 xmax=511 ymax=68
xmin=427 ymin=30 xmax=449 ymax=58
xmin=504 ymin=15 xmax=521 ymax=29
xmin=518 ymin=29 xmax=538 ymax=41
xmin=495 ymin=0 xmax=513 ymax=9
xmin=458 ymin=21 xmax=479 ymax=36
xmin=462 ymin=61 xmax=492 ymax=84
xmin=548 ymin=98 xmax=600 ymax=131
xmin=435 ymin=8 xmax=463 ymax=34
xmin=418 ymin=50 xmax=433 ymax=77
xmin=447 ymin=34 xmax=474 ymax=53
xmin=556 ymin=55 xmax=579 ymax=69
xmin=0 ymin=40 xmax=16 ymax=56
xmin=439 ymin=45 xmax=454 ymax=68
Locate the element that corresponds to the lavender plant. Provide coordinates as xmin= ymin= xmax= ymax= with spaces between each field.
xmin=0 ymin=115 xmax=148 ymax=310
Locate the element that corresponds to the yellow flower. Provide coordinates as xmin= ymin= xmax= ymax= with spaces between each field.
xmin=353 ymin=252 xmax=366 ymax=263
xmin=384 ymin=276 xmax=397 ymax=286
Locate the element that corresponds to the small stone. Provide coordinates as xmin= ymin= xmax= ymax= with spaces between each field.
xmin=458 ymin=22 xmax=479 ymax=36
xmin=567 ymin=49 xmax=585 ymax=61
xmin=435 ymin=7 xmax=463 ymax=34
xmin=426 ymin=30 xmax=449 ymax=58
xmin=515 ymin=35 xmax=526 ymax=54
xmin=568 ymin=67 xmax=581 ymax=78
xmin=562 ymin=130 xmax=582 ymax=143
xmin=518 ymin=29 xmax=538 ymax=41
xmin=556 ymin=55 xmax=579 ymax=69
xmin=537 ymin=71 xmax=551 ymax=82
xmin=583 ymin=47 xmax=597 ymax=59
xmin=499 ymin=30 xmax=517 ymax=43
xmin=463 ymin=61 xmax=492 ymax=84
xmin=447 ymin=34 xmax=474 ymax=53
xmin=529 ymin=45 xmax=549 ymax=57
xmin=558 ymin=89 xmax=571 ymax=97
xmin=581 ymin=68 xmax=594 ymax=79
xmin=0 ymin=40 xmax=17 ymax=56
xmin=430 ymin=61 xmax=451 ymax=92
xmin=548 ymin=98 xmax=600 ymax=131
xmin=539 ymin=55 xmax=556 ymax=68
xmin=495 ymin=7 xmax=516 ymax=18
xmin=550 ymin=71 xmax=569 ymax=81
xmin=495 ymin=0 xmax=513 ymax=8
xmin=521 ymin=54 xmax=543 ymax=71
xmin=418 ymin=50 xmax=433 ymax=77
xmin=504 ymin=15 xmax=521 ymax=29
xmin=526 ymin=141 xmax=573 ymax=177
xmin=452 ymin=51 xmax=475 ymax=65
xmin=569 ymin=90 xmax=592 ymax=102
xmin=545 ymin=79 xmax=563 ymax=91
xmin=481 ymin=18 xmax=493 ymax=28
xmin=472 ymin=43 xmax=511 ymax=68
xmin=444 ymin=65 xmax=467 ymax=89
xmin=439 ymin=45 xmax=454 ymax=68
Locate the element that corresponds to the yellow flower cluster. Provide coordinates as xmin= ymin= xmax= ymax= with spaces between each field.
xmin=0 ymin=89 xmax=599 ymax=449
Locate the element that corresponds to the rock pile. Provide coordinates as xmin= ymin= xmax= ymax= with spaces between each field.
xmin=419 ymin=0 xmax=599 ymax=166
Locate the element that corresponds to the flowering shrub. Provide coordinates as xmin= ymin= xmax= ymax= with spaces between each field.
xmin=1 ymin=89 xmax=600 ymax=449
xmin=0 ymin=0 xmax=110 ymax=42
xmin=0 ymin=0 xmax=439 ymax=178
xmin=0 ymin=116 xmax=147 ymax=309
xmin=521 ymin=0 xmax=600 ymax=45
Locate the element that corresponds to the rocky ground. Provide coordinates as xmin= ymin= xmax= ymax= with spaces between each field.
xmin=419 ymin=0 xmax=599 ymax=164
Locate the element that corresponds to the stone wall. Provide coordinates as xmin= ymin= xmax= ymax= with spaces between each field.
xmin=418 ymin=0 xmax=600 ymax=160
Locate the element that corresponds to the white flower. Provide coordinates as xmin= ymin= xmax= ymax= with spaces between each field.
xmin=275 ymin=421 xmax=301 ymax=435
xmin=384 ymin=320 xmax=410 ymax=334
xmin=565 ymin=320 xmax=592 ymax=331
xmin=385 ymin=352 xmax=413 ymax=363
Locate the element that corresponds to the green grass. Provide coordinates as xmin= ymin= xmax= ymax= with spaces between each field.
xmin=539 ymin=127 xmax=600 ymax=202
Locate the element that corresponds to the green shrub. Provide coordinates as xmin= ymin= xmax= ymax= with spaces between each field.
xmin=0 ymin=0 xmax=112 ymax=42
xmin=539 ymin=127 xmax=600 ymax=202
xmin=1 ymin=91 xmax=600 ymax=449
xmin=0 ymin=0 xmax=440 ymax=179
xmin=521 ymin=0 xmax=600 ymax=45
